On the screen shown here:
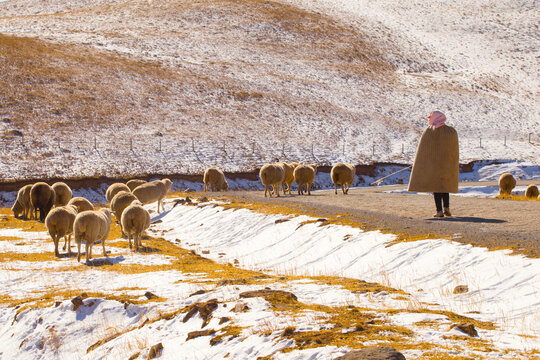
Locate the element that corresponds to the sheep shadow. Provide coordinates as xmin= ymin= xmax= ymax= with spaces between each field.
xmin=134 ymin=246 xmax=161 ymax=254
xmin=428 ymin=216 xmax=506 ymax=224
xmin=85 ymin=255 xmax=125 ymax=266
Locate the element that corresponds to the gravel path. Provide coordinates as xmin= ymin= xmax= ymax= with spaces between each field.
xmin=223 ymin=181 xmax=540 ymax=257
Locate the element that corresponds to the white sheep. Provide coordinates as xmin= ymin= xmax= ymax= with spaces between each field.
xmin=74 ymin=208 xmax=113 ymax=263
xmin=277 ymin=162 xmax=298 ymax=195
xmin=498 ymin=173 xmax=516 ymax=195
xmin=121 ymin=201 xmax=151 ymax=251
xmin=105 ymin=183 xmax=131 ymax=203
xmin=67 ymin=197 xmax=94 ymax=213
xmin=203 ymin=167 xmax=229 ymax=192
xmin=132 ymin=178 xmax=172 ymax=213
xmin=110 ymin=190 xmax=138 ymax=235
xmin=294 ymin=164 xmax=317 ymax=195
xmin=331 ymin=163 xmax=356 ymax=194
xmin=126 ymin=179 xmax=147 ymax=191
xmin=11 ymin=184 xmax=32 ymax=219
xmin=52 ymin=182 xmax=72 ymax=207
xmin=259 ymin=164 xmax=285 ymax=197
xmin=45 ymin=204 xmax=78 ymax=257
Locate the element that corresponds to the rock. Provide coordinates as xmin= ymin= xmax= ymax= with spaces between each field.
xmin=54 ymin=301 xmax=62 ymax=307
xmin=71 ymin=296 xmax=84 ymax=311
xmin=218 ymin=279 xmax=247 ymax=286
xmin=182 ymin=299 xmax=218 ymax=328
xmin=147 ymin=342 xmax=163 ymax=359
xmin=128 ymin=352 xmax=141 ymax=360
xmin=202 ymin=250 xmax=210 ymax=254
xmin=275 ymin=218 xmax=290 ymax=224
xmin=219 ymin=317 xmax=230 ymax=324
xmin=198 ymin=196 xmax=208 ymax=203
xmin=335 ymin=347 xmax=406 ymax=359
xmin=453 ymin=285 xmax=469 ymax=294
xmin=450 ymin=323 xmax=478 ymax=337
xmin=144 ymin=291 xmax=158 ymax=299
xmin=189 ymin=290 xmax=206 ymax=297
xmin=239 ymin=289 xmax=298 ymax=302
xmin=186 ymin=329 xmax=215 ymax=341
xmin=233 ymin=303 xmax=249 ymax=313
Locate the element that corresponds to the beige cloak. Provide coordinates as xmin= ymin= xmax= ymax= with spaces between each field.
xmin=408 ymin=125 xmax=459 ymax=193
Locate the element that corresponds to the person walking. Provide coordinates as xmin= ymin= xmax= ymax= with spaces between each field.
xmin=408 ymin=111 xmax=459 ymax=217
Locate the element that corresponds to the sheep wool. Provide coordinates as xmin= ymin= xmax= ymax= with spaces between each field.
xmin=30 ymin=182 xmax=56 ymax=221
xmin=74 ymin=208 xmax=113 ymax=263
xmin=105 ymin=183 xmax=131 ymax=203
xmin=498 ymin=173 xmax=516 ymax=195
xmin=52 ymin=182 xmax=72 ymax=207
xmin=67 ymin=197 xmax=94 ymax=213
xmin=203 ymin=167 xmax=228 ymax=192
xmin=259 ymin=164 xmax=285 ymax=197
xmin=408 ymin=125 xmax=459 ymax=193
xmin=126 ymin=179 xmax=147 ymax=191
xmin=11 ymin=184 xmax=32 ymax=219
xmin=121 ymin=202 xmax=151 ymax=251
xmin=45 ymin=205 xmax=78 ymax=257
xmin=331 ymin=163 xmax=355 ymax=195
xmin=525 ymin=184 xmax=539 ymax=198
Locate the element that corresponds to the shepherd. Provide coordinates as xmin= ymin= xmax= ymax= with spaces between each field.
xmin=408 ymin=111 xmax=459 ymax=217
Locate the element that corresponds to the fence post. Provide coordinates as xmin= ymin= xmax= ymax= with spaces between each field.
xmin=21 ymin=134 xmax=24 ymax=147
xmin=94 ymin=137 xmax=97 ymax=150
xmin=130 ymin=138 xmax=133 ymax=151
xmin=191 ymin=138 xmax=195 ymax=152
xmin=159 ymin=138 xmax=162 ymax=152
xmin=401 ymin=143 xmax=404 ymax=154
xmin=372 ymin=143 xmax=375 ymax=156
xmin=529 ymin=133 xmax=532 ymax=144
xmin=504 ymin=136 xmax=506 ymax=146
xmin=311 ymin=143 xmax=315 ymax=159
xmin=479 ymin=137 xmax=482 ymax=148
xmin=342 ymin=142 xmax=345 ymax=156
xmin=282 ymin=143 xmax=285 ymax=157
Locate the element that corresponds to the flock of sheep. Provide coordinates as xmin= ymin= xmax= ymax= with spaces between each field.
xmin=203 ymin=162 xmax=356 ymax=197
xmin=10 ymin=179 xmax=171 ymax=263
xmin=9 ymin=167 xmax=538 ymax=265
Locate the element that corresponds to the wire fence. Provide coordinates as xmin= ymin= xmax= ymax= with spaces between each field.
xmin=0 ymin=132 xmax=538 ymax=180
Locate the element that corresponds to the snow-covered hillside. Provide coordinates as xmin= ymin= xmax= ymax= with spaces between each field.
xmin=0 ymin=0 xmax=538 ymax=180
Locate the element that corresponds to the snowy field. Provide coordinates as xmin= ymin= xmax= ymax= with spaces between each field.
xmin=0 ymin=0 xmax=538 ymax=179
xmin=0 ymin=195 xmax=538 ymax=359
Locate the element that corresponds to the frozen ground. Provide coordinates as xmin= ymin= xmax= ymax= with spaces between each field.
xmin=0 ymin=197 xmax=537 ymax=359
xmin=0 ymin=0 xmax=538 ymax=180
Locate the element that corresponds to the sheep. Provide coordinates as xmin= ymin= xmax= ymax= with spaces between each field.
xmin=259 ymin=163 xmax=285 ymax=197
xmin=11 ymin=184 xmax=32 ymax=219
xmin=498 ymin=173 xmax=516 ymax=195
xmin=30 ymin=182 xmax=56 ymax=222
xmin=52 ymin=182 xmax=72 ymax=207
xmin=294 ymin=164 xmax=317 ymax=195
xmin=331 ymin=163 xmax=356 ymax=195
xmin=525 ymin=184 xmax=539 ymax=198
xmin=110 ymin=190 xmax=138 ymax=235
xmin=132 ymin=178 xmax=172 ymax=213
xmin=74 ymin=208 xmax=113 ymax=263
xmin=105 ymin=183 xmax=131 ymax=203
xmin=45 ymin=204 xmax=78 ymax=257
xmin=203 ymin=167 xmax=229 ymax=192
xmin=277 ymin=162 xmax=298 ymax=195
xmin=126 ymin=179 xmax=147 ymax=191
xmin=121 ymin=201 xmax=151 ymax=251
xmin=67 ymin=197 xmax=94 ymax=213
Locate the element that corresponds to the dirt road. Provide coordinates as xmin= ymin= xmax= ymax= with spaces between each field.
xmin=222 ymin=181 xmax=540 ymax=257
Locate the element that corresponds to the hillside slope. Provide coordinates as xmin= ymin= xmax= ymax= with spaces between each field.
xmin=0 ymin=0 xmax=538 ymax=180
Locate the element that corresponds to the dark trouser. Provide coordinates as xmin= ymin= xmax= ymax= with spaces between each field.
xmin=433 ymin=193 xmax=449 ymax=212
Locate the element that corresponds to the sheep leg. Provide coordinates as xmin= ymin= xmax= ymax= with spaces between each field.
xmin=204 ymin=183 xmax=208 ymax=192
xmin=307 ymin=183 xmax=312 ymax=195
xmin=53 ymin=235 xmax=60 ymax=257
xmin=102 ymin=238 xmax=107 ymax=257
xmin=275 ymin=184 xmax=280 ymax=197
xmin=341 ymin=184 xmax=345 ymax=195
xmin=128 ymin=234 xmax=132 ymax=249
xmin=67 ymin=234 xmax=72 ymax=255
xmin=134 ymin=234 xmax=140 ymax=252
xmin=335 ymin=184 xmax=338 ymax=195
xmin=264 ymin=186 xmax=268 ymax=197
xmin=77 ymin=240 xmax=82 ymax=262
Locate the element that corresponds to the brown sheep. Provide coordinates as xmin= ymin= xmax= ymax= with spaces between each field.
xmin=45 ymin=205 xmax=78 ymax=257
xmin=121 ymin=201 xmax=151 ymax=251
xmin=52 ymin=182 xmax=72 ymax=207
xmin=132 ymin=178 xmax=172 ymax=213
xmin=259 ymin=164 xmax=285 ymax=197
xmin=277 ymin=162 xmax=298 ymax=195
xmin=11 ymin=184 xmax=32 ymax=219
xmin=525 ymin=184 xmax=539 ymax=198
xmin=203 ymin=167 xmax=229 ymax=192
xmin=105 ymin=183 xmax=131 ymax=203
xmin=498 ymin=173 xmax=516 ymax=195
xmin=74 ymin=208 xmax=113 ymax=263
xmin=30 ymin=182 xmax=56 ymax=222
xmin=126 ymin=179 xmax=147 ymax=191
xmin=331 ymin=163 xmax=356 ymax=195
xmin=67 ymin=197 xmax=94 ymax=213
xmin=294 ymin=164 xmax=317 ymax=195
xmin=110 ymin=191 xmax=138 ymax=235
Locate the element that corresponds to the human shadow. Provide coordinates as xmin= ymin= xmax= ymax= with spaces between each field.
xmin=428 ymin=216 xmax=506 ymax=224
